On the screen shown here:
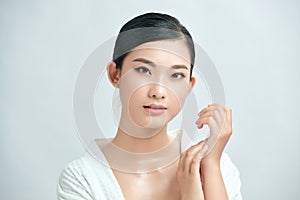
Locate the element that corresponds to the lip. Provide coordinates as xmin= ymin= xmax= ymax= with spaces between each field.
xmin=143 ymin=104 xmax=167 ymax=115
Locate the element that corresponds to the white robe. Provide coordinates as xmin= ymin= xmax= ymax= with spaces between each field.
xmin=57 ymin=131 xmax=242 ymax=200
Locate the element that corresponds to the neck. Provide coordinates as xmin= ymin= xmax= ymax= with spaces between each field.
xmin=111 ymin=126 xmax=172 ymax=153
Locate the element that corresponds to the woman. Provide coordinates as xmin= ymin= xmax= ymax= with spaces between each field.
xmin=57 ymin=12 xmax=242 ymax=200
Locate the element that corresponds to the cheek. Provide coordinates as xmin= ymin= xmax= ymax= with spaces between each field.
xmin=166 ymin=82 xmax=190 ymax=108
xmin=128 ymin=87 xmax=144 ymax=111
xmin=167 ymin=91 xmax=186 ymax=118
xmin=127 ymin=86 xmax=151 ymax=125
xmin=118 ymin=69 xmax=149 ymax=103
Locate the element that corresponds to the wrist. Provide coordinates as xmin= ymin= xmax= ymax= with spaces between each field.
xmin=200 ymin=158 xmax=221 ymax=171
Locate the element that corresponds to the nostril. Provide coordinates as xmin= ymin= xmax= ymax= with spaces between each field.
xmin=151 ymin=94 xmax=165 ymax=99
xmin=149 ymin=88 xmax=166 ymax=99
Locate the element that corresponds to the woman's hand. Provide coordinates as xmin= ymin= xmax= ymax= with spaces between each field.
xmin=196 ymin=104 xmax=232 ymax=167
xmin=176 ymin=141 xmax=208 ymax=200
xmin=196 ymin=104 xmax=232 ymax=200
xmin=177 ymin=104 xmax=232 ymax=200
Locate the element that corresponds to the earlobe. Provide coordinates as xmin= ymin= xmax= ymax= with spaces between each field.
xmin=107 ymin=61 xmax=120 ymax=88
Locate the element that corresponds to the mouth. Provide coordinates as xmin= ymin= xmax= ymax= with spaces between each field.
xmin=143 ymin=104 xmax=167 ymax=115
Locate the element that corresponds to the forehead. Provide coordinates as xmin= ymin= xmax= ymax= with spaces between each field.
xmin=124 ymin=40 xmax=191 ymax=67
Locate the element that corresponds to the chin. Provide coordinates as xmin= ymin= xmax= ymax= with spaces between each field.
xmin=144 ymin=116 xmax=172 ymax=130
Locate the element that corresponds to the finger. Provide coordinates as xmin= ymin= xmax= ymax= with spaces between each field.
xmin=178 ymin=151 xmax=186 ymax=172
xmin=190 ymin=144 xmax=208 ymax=175
xmin=198 ymin=107 xmax=226 ymax=128
xmin=198 ymin=106 xmax=219 ymax=118
xmin=226 ymin=107 xmax=232 ymax=124
xmin=195 ymin=117 xmax=206 ymax=129
xmin=198 ymin=106 xmax=212 ymax=116
xmin=199 ymin=104 xmax=226 ymax=116
xmin=198 ymin=103 xmax=223 ymax=115
xmin=199 ymin=110 xmax=214 ymax=118
xmin=196 ymin=115 xmax=217 ymax=129
xmin=178 ymin=147 xmax=192 ymax=172
xmin=182 ymin=142 xmax=205 ymax=173
xmin=211 ymin=107 xmax=226 ymax=127
xmin=190 ymin=154 xmax=201 ymax=176
xmin=210 ymin=106 xmax=231 ymax=136
xmin=224 ymin=107 xmax=233 ymax=135
xmin=196 ymin=109 xmax=214 ymax=128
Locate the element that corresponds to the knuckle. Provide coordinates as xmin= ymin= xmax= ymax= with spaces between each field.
xmin=186 ymin=149 xmax=193 ymax=156
xmin=192 ymin=157 xmax=199 ymax=164
xmin=208 ymin=116 xmax=213 ymax=124
xmin=228 ymin=128 xmax=233 ymax=135
xmin=180 ymin=153 xmax=185 ymax=159
xmin=223 ymin=126 xmax=232 ymax=136
xmin=226 ymin=107 xmax=232 ymax=113
xmin=213 ymin=109 xmax=218 ymax=115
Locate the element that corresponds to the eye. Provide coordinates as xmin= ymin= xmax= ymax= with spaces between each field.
xmin=134 ymin=66 xmax=151 ymax=75
xmin=171 ymin=73 xmax=186 ymax=79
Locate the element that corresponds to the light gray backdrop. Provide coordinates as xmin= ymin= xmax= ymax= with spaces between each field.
xmin=1 ymin=0 xmax=299 ymax=199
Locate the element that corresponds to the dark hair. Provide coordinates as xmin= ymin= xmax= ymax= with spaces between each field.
xmin=113 ymin=12 xmax=195 ymax=79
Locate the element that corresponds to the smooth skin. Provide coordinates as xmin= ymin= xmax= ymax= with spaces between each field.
xmin=178 ymin=104 xmax=232 ymax=200
xmin=106 ymin=40 xmax=232 ymax=200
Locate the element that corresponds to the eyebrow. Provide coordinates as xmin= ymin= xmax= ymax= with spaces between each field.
xmin=132 ymin=58 xmax=189 ymax=70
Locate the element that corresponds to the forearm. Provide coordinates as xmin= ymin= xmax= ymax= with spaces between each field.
xmin=201 ymin=162 xmax=228 ymax=200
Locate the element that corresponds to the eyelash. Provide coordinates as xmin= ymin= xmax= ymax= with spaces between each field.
xmin=171 ymin=73 xmax=186 ymax=79
xmin=134 ymin=67 xmax=186 ymax=79
xmin=134 ymin=67 xmax=151 ymax=75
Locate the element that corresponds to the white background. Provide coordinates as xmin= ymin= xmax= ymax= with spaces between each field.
xmin=1 ymin=0 xmax=300 ymax=199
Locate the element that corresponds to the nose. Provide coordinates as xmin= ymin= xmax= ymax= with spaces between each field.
xmin=148 ymin=84 xmax=166 ymax=99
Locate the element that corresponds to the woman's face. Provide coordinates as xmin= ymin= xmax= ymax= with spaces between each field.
xmin=117 ymin=39 xmax=195 ymax=136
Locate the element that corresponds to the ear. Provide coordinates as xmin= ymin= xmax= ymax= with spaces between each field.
xmin=188 ymin=76 xmax=196 ymax=93
xmin=107 ymin=61 xmax=120 ymax=88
